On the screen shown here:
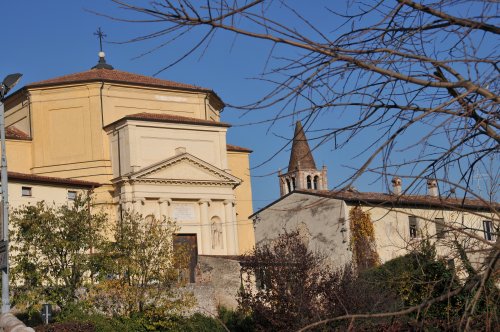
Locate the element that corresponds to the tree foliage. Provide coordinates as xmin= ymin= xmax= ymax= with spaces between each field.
xmin=239 ymin=230 xmax=329 ymax=331
xmin=240 ymin=230 xmax=499 ymax=331
xmin=349 ymin=205 xmax=380 ymax=270
xmin=92 ymin=0 xmax=500 ymax=328
xmin=360 ymin=239 xmax=500 ymax=329
xmin=11 ymin=198 xmax=194 ymax=320
xmin=239 ymin=230 xmax=396 ymax=331
xmin=88 ymin=212 xmax=194 ymax=318
xmin=11 ymin=195 xmax=108 ymax=311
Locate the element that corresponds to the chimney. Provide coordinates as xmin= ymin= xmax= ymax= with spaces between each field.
xmin=427 ymin=179 xmax=438 ymax=197
xmin=391 ymin=177 xmax=402 ymax=195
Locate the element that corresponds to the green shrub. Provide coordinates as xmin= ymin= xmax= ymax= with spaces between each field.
xmin=218 ymin=306 xmax=255 ymax=332
xmin=360 ymin=240 xmax=464 ymax=320
xmin=56 ymin=303 xmax=146 ymax=332
xmin=55 ymin=303 xmax=228 ymax=331
xmin=138 ymin=309 xmax=226 ymax=331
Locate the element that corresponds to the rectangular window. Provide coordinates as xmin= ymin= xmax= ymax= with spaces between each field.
xmin=21 ymin=186 xmax=32 ymax=197
xmin=447 ymin=259 xmax=455 ymax=270
xmin=483 ymin=220 xmax=494 ymax=241
xmin=409 ymin=216 xmax=418 ymax=239
xmin=256 ymin=267 xmax=271 ymax=290
xmin=67 ymin=191 xmax=77 ymax=201
xmin=435 ymin=218 xmax=446 ymax=239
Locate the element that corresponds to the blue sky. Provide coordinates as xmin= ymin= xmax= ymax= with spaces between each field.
xmin=2 ymin=1 xmax=496 ymax=208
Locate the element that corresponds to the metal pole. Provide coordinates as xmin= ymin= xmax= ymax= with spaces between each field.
xmin=0 ymin=101 xmax=10 ymax=313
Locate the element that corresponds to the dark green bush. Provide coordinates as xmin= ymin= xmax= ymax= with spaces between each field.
xmin=56 ymin=303 xmax=146 ymax=332
xmin=153 ymin=313 xmax=226 ymax=332
xmin=218 ymin=306 xmax=255 ymax=332
xmin=53 ymin=302 xmax=228 ymax=331
xmin=360 ymin=240 xmax=464 ymax=320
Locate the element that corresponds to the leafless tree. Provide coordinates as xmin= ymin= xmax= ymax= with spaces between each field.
xmin=103 ymin=0 xmax=499 ymax=330
xmin=107 ymin=0 xmax=498 ymax=195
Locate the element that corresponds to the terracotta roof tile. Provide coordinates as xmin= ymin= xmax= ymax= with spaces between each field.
xmin=6 ymin=126 xmax=30 ymax=140
xmin=226 ymin=144 xmax=253 ymax=153
xmin=7 ymin=172 xmax=100 ymax=188
xmin=251 ymin=189 xmax=497 ymax=218
xmin=299 ymin=189 xmax=497 ymax=211
xmin=26 ymin=68 xmax=223 ymax=105
xmin=105 ymin=112 xmax=231 ymax=129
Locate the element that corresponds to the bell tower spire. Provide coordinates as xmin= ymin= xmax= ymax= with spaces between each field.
xmin=279 ymin=121 xmax=328 ymax=196
xmin=288 ymin=121 xmax=317 ymax=172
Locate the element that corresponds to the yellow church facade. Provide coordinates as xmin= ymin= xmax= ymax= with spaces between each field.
xmin=2 ymin=56 xmax=255 ymax=256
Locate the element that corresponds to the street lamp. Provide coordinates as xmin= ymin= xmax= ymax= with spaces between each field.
xmin=0 ymin=73 xmax=22 ymax=313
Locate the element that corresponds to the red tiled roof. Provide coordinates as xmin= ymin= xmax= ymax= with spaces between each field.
xmin=104 ymin=112 xmax=231 ymax=129
xmin=299 ymin=189 xmax=496 ymax=211
xmin=226 ymin=144 xmax=253 ymax=153
xmin=25 ymin=68 xmax=223 ymax=105
xmin=250 ymin=189 xmax=497 ymax=218
xmin=6 ymin=126 xmax=30 ymax=140
xmin=7 ymin=172 xmax=100 ymax=188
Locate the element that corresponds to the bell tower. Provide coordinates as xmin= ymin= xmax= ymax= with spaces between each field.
xmin=278 ymin=121 xmax=327 ymax=196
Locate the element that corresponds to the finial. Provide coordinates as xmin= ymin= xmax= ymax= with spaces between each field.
xmin=92 ymin=27 xmax=114 ymax=70
xmin=95 ymin=27 xmax=106 ymax=52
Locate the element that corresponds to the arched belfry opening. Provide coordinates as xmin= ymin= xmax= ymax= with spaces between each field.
xmin=278 ymin=121 xmax=328 ymax=196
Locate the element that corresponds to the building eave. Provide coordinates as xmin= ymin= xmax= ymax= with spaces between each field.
xmin=250 ymin=189 xmax=497 ymax=219
xmin=104 ymin=112 xmax=231 ymax=131
xmin=6 ymin=172 xmax=101 ymax=188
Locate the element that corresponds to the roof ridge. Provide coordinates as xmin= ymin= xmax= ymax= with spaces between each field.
xmin=27 ymin=68 xmax=205 ymax=89
xmin=296 ymin=189 xmax=497 ymax=209
xmin=23 ymin=68 xmax=223 ymax=105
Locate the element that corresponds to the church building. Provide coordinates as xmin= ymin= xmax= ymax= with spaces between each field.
xmin=251 ymin=121 xmax=497 ymax=273
xmin=3 ymin=51 xmax=255 ymax=261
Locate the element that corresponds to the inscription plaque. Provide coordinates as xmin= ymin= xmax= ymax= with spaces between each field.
xmin=172 ymin=203 xmax=196 ymax=221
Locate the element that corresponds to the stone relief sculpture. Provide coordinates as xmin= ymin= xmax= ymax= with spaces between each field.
xmin=211 ymin=216 xmax=223 ymax=249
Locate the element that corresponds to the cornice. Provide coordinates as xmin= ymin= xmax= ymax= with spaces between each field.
xmin=129 ymin=178 xmax=237 ymax=187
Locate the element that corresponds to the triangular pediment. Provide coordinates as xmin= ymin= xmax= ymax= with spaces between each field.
xmin=128 ymin=153 xmax=241 ymax=186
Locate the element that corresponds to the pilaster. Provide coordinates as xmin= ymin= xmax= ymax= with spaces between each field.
xmin=198 ymin=199 xmax=211 ymax=254
xmin=224 ymin=199 xmax=238 ymax=255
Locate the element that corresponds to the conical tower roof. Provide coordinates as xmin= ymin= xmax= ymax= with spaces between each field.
xmin=288 ymin=121 xmax=317 ymax=172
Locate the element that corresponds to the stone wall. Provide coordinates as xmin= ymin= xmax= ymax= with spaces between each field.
xmin=186 ymin=255 xmax=242 ymax=315
xmin=0 ymin=313 xmax=34 ymax=332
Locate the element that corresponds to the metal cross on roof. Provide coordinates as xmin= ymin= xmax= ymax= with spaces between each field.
xmin=94 ymin=27 xmax=106 ymax=52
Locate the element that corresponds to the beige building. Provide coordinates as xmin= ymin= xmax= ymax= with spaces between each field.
xmin=3 ymin=171 xmax=99 ymax=209
xmin=2 ymin=53 xmax=255 ymax=259
xmin=251 ymin=122 xmax=497 ymax=273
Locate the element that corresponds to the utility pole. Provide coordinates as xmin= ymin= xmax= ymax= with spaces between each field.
xmin=0 ymin=73 xmax=23 ymax=313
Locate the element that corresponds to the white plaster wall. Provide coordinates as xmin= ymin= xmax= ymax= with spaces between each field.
xmin=361 ymin=205 xmax=496 ymax=270
xmin=255 ymin=193 xmax=496 ymax=274
xmin=254 ymin=193 xmax=352 ymax=269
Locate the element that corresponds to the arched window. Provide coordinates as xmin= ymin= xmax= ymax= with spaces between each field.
xmin=306 ymin=175 xmax=312 ymax=189
xmin=291 ymin=177 xmax=296 ymax=191
xmin=286 ymin=179 xmax=291 ymax=193
xmin=313 ymin=176 xmax=319 ymax=190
